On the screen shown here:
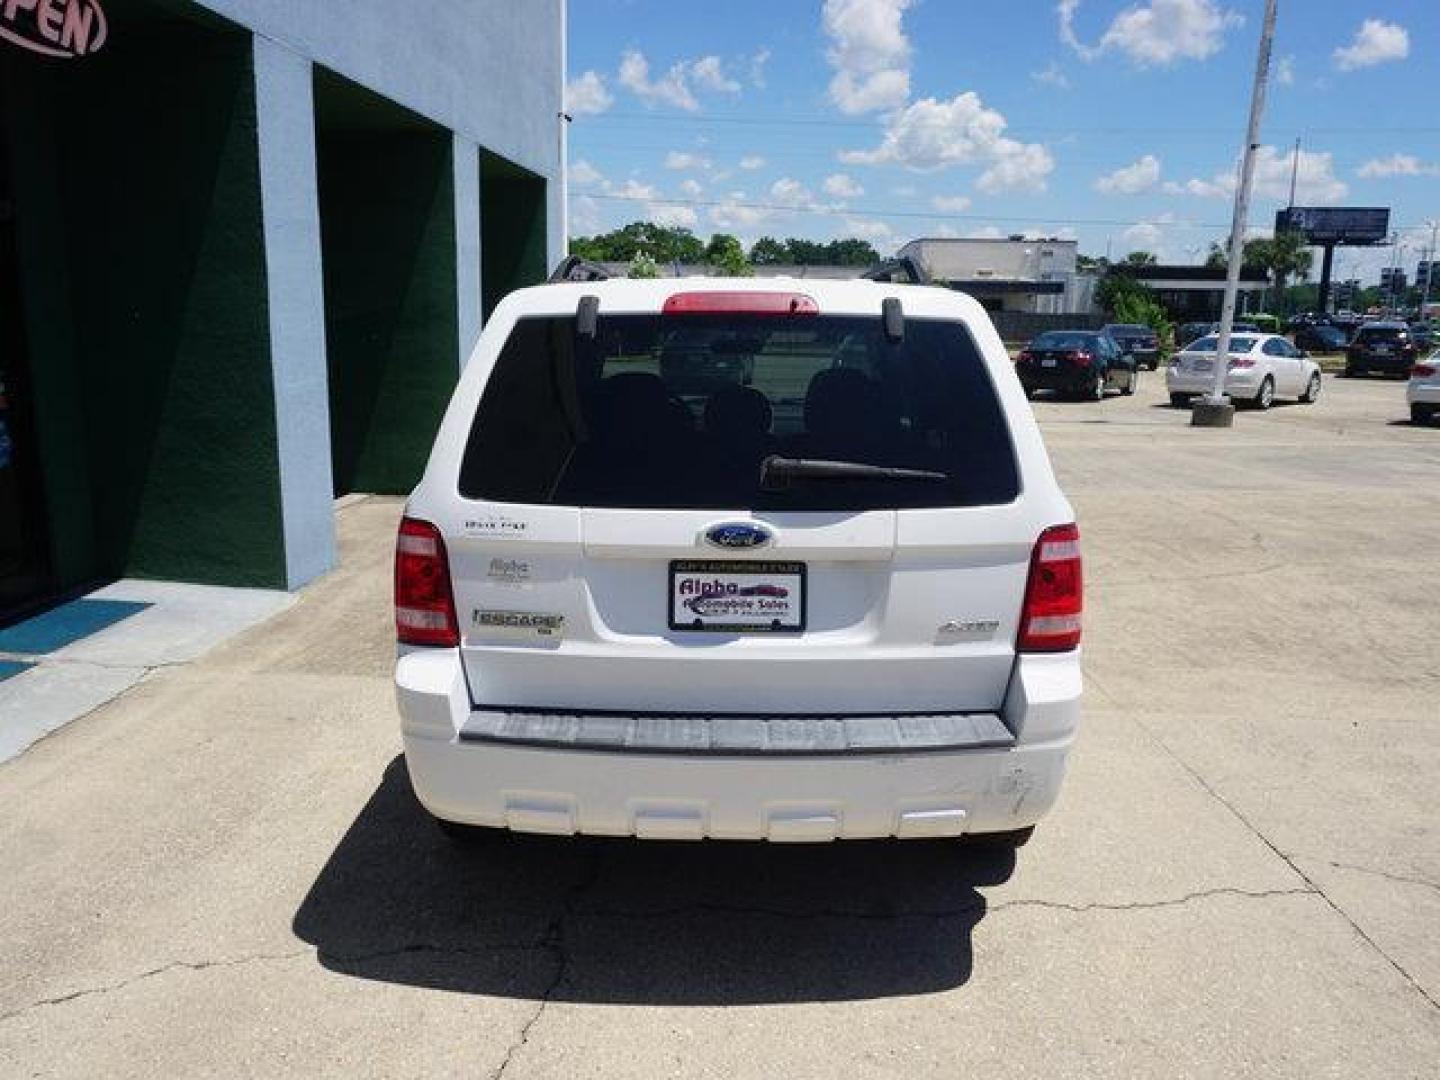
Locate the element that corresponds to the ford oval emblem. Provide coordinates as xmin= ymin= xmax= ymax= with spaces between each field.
xmin=704 ymin=522 xmax=773 ymax=550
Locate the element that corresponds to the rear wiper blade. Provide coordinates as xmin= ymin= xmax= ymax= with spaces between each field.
xmin=759 ymin=455 xmax=949 ymax=491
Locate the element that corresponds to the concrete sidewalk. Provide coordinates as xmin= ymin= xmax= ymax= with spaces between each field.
xmin=1 ymin=379 xmax=1438 ymax=1078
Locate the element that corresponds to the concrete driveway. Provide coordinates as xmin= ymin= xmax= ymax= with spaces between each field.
xmin=2 ymin=373 xmax=1438 ymax=1077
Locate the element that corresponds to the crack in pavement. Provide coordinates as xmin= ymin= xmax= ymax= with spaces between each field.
xmin=1124 ymin=711 xmax=1440 ymax=1014
xmin=569 ymin=885 xmax=1318 ymax=924
xmin=0 ymin=949 xmax=310 ymax=1025
xmin=0 ymin=884 xmax=1331 ymax=1038
xmin=490 ymin=851 xmax=604 ymax=1080
xmin=1291 ymin=857 xmax=1440 ymax=897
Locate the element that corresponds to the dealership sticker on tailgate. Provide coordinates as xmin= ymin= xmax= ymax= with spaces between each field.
xmin=670 ymin=560 xmax=806 ymax=633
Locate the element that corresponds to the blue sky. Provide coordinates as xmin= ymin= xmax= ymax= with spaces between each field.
xmin=565 ymin=0 xmax=1437 ymax=281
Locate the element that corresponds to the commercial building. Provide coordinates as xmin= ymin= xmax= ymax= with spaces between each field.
xmin=895 ymin=237 xmax=1087 ymax=314
xmin=1 ymin=0 xmax=563 ymax=620
xmin=1105 ymin=264 xmax=1271 ymax=323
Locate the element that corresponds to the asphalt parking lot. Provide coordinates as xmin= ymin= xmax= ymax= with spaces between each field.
xmin=2 ymin=372 xmax=1438 ymax=1077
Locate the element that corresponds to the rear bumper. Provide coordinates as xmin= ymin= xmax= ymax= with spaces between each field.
xmin=1017 ymin=366 xmax=1094 ymax=393
xmin=1408 ymin=381 xmax=1440 ymax=405
xmin=395 ymin=649 xmax=1081 ymax=841
xmin=1349 ymin=353 xmax=1413 ymax=374
xmin=1166 ymin=371 xmax=1262 ymax=397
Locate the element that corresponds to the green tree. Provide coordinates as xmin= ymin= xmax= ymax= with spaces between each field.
xmin=1123 ymin=250 xmax=1158 ymax=266
xmin=627 ymin=251 xmax=660 ymax=279
xmin=823 ymin=238 xmax=881 ymax=266
xmin=567 ymin=222 xmax=705 ymax=264
xmin=705 ymin=233 xmax=753 ymax=277
xmin=749 ymin=236 xmax=788 ymax=265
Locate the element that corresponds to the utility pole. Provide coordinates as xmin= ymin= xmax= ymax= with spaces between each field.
xmin=1287 ymin=136 xmax=1300 ymax=208
xmin=1194 ymin=0 xmax=1278 ymax=428
xmin=1423 ymin=220 xmax=1438 ymax=316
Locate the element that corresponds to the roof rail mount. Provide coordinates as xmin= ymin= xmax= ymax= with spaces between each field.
xmin=550 ymin=255 xmax=611 ymax=283
xmin=860 ymin=256 xmax=930 ymax=286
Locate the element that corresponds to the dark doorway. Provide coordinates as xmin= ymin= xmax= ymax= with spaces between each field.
xmin=0 ymin=123 xmax=52 ymax=620
xmin=481 ymin=151 xmax=548 ymax=322
xmin=314 ymin=70 xmax=459 ymax=498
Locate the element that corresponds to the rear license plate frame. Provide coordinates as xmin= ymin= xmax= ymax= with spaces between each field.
xmin=669 ymin=560 xmax=807 ymax=634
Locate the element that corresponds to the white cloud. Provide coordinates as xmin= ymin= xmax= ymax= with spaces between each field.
xmin=1031 ymin=61 xmax=1071 ymax=89
xmin=739 ymin=155 xmax=766 ymax=170
xmin=679 ymin=178 xmax=705 ymax=196
xmin=1163 ymin=146 xmax=1347 ymax=204
xmin=565 ymin=71 xmax=613 ymax=116
xmin=823 ymin=173 xmax=864 ymax=198
xmin=840 ymin=92 xmax=1055 ymax=193
xmin=1334 ymin=19 xmax=1409 ymax=71
xmin=823 ymin=0 xmax=914 ymax=114
xmin=689 ymin=55 xmax=741 ymax=94
xmin=750 ymin=48 xmax=772 ymax=88
xmin=1059 ymin=0 xmax=1243 ymax=67
xmin=769 ymin=177 xmax=816 ymax=206
xmin=892 ymin=184 xmax=918 ymax=197
xmin=1275 ymin=54 xmax=1295 ymax=85
xmin=569 ymin=159 xmax=605 ymax=188
xmin=841 ymin=216 xmax=894 ymax=245
xmin=709 ymin=194 xmax=775 ymax=231
xmin=931 ymin=195 xmax=972 ymax=212
xmin=1120 ymin=212 xmax=1183 ymax=255
xmin=649 ymin=203 xmax=699 ymax=229
xmin=611 ymin=179 xmax=659 ymax=201
xmin=664 ymin=151 xmax=712 ymax=171
xmin=1357 ymin=154 xmax=1440 ymax=179
xmin=1095 ymin=154 xmax=1162 ymax=195
xmin=967 ymin=226 xmax=1005 ymax=239
xmin=619 ymin=50 xmax=699 ymax=111
xmin=570 ymin=195 xmax=603 ymax=235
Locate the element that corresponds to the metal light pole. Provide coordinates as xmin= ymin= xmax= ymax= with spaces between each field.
xmin=1194 ymin=0 xmax=1279 ymax=428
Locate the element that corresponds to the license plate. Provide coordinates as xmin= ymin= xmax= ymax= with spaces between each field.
xmin=669 ymin=560 xmax=806 ymax=633
xmin=1372 ymin=346 xmax=1391 ymax=355
xmin=1041 ymin=357 xmax=1057 ymax=368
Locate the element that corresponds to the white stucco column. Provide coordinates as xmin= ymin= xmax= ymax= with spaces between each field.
xmin=453 ymin=133 xmax=482 ymax=366
xmin=253 ymin=34 xmax=336 ymax=588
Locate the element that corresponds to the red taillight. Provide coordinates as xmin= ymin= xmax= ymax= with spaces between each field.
xmin=1413 ymin=364 xmax=1436 ymax=377
xmin=1069 ymin=351 xmax=1092 ymax=367
xmin=395 ymin=517 xmax=459 ymax=647
xmin=662 ymin=291 xmax=819 ymax=316
xmin=1018 ymin=524 xmax=1082 ymax=653
xmin=1017 ymin=350 xmax=1034 ymax=364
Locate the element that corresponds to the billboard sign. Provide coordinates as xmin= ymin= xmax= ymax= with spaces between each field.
xmin=1274 ymin=207 xmax=1390 ymax=246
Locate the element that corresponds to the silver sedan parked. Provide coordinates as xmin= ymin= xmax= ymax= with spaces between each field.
xmin=1167 ymin=333 xmax=1322 ymax=410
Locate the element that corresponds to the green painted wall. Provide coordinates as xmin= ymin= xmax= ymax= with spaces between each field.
xmin=3 ymin=5 xmax=288 ymax=590
xmin=481 ymin=152 xmax=548 ymax=322
xmin=316 ymin=78 xmax=458 ymax=497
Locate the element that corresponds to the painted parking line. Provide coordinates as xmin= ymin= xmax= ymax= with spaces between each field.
xmin=0 ymin=599 xmax=151 ymax=655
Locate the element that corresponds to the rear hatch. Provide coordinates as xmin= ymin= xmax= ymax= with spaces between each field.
xmin=447 ymin=295 xmax=1031 ymax=715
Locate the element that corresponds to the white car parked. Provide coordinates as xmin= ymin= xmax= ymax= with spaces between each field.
xmin=1409 ymin=353 xmax=1440 ymax=425
xmin=1167 ymin=332 xmax=1322 ymax=410
xmin=395 ymin=270 xmax=1082 ymax=846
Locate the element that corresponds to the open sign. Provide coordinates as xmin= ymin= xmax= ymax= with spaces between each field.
xmin=1 ymin=0 xmax=107 ymax=60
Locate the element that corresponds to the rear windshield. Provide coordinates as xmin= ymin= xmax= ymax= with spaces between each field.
xmin=1031 ymin=332 xmax=1097 ymax=350
xmin=458 ymin=313 xmax=1020 ymax=511
xmin=1357 ymin=326 xmax=1408 ymax=343
xmin=1189 ymin=335 xmax=1257 ymax=353
xmin=1104 ymin=325 xmax=1150 ymax=337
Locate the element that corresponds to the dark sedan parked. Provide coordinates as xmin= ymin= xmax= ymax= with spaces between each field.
xmin=1016 ymin=330 xmax=1138 ymax=401
xmin=1345 ymin=322 xmax=1418 ymax=377
xmin=1293 ymin=324 xmax=1349 ymax=353
xmin=1102 ymin=323 xmax=1161 ymax=370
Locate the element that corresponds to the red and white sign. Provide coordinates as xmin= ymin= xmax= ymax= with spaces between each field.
xmin=1 ymin=0 xmax=107 ymax=59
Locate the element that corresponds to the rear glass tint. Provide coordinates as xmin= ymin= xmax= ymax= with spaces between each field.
xmin=1357 ymin=327 xmax=1407 ymax=343
xmin=1031 ymin=332 xmax=1097 ymax=350
xmin=458 ymin=313 xmax=1019 ymax=511
xmin=1189 ymin=335 xmax=1257 ymax=353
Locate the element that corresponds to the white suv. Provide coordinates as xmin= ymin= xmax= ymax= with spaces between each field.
xmin=394 ymin=275 xmax=1082 ymax=845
